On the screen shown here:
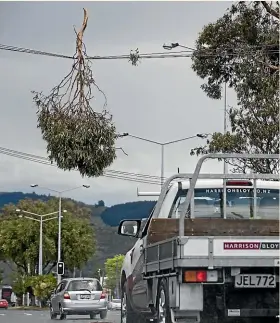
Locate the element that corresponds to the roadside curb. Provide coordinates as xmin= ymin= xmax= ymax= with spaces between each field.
xmin=8 ymin=307 xmax=48 ymax=311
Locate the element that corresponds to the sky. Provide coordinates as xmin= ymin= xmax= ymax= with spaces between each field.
xmin=0 ymin=1 xmax=237 ymax=207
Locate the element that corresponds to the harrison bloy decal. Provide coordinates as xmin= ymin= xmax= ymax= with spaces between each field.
xmin=223 ymin=242 xmax=280 ymax=250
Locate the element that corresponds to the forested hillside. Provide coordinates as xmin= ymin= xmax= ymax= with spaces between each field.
xmin=100 ymin=200 xmax=156 ymax=226
xmin=0 ymin=192 xmax=156 ymax=280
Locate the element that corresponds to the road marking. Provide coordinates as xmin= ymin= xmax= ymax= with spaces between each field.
xmin=24 ymin=313 xmax=33 ymax=315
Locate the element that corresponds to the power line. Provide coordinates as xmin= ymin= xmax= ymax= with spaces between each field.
xmin=0 ymin=146 xmax=164 ymax=185
xmin=0 ymin=43 xmax=278 ymax=62
xmin=0 ymin=146 xmax=163 ymax=180
xmin=0 ymin=146 xmax=163 ymax=181
xmin=0 ymin=43 xmax=193 ymax=60
xmin=0 ymin=148 xmax=162 ymax=185
xmin=0 ymin=44 xmax=74 ymax=60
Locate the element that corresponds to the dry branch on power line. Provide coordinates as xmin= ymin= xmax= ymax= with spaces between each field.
xmin=32 ymin=9 xmax=117 ymax=177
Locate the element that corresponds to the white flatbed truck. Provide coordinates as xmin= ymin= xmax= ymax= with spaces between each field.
xmin=118 ymin=153 xmax=279 ymax=323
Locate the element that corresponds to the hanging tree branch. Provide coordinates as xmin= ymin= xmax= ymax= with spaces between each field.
xmin=261 ymin=1 xmax=279 ymax=19
xmin=32 ymin=9 xmax=118 ymax=177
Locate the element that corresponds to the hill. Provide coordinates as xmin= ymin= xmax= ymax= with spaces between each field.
xmin=100 ymin=200 xmax=156 ymax=226
xmin=0 ymin=192 xmax=156 ymax=281
xmin=0 ymin=192 xmax=155 ymax=225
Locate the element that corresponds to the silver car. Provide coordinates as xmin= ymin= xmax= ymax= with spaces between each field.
xmin=50 ymin=277 xmax=108 ymax=320
xmin=108 ymin=298 xmax=121 ymax=310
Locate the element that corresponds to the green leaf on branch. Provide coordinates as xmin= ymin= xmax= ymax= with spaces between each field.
xmin=104 ymin=254 xmax=124 ymax=291
xmin=29 ymin=275 xmax=57 ymax=301
xmin=191 ymin=1 xmax=279 ymax=173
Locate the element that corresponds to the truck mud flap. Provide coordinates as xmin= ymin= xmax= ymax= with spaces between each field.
xmin=202 ymin=285 xmax=279 ymax=320
xmin=227 ymin=308 xmax=279 ymax=318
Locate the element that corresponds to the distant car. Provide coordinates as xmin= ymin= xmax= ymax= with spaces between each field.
xmin=109 ymin=298 xmax=121 ymax=310
xmin=49 ymin=277 xmax=108 ymax=320
xmin=0 ymin=299 xmax=8 ymax=309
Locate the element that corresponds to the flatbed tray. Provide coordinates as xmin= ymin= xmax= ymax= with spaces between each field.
xmin=147 ymin=218 xmax=279 ymax=245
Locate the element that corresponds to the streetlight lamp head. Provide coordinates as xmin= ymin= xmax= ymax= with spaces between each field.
xmin=30 ymin=184 xmax=38 ymax=188
xmin=196 ymin=133 xmax=208 ymax=139
xmin=163 ymin=43 xmax=173 ymax=50
xmin=118 ymin=132 xmax=129 ymax=138
xmin=163 ymin=42 xmax=180 ymax=50
xmin=83 ymin=185 xmax=90 ymax=189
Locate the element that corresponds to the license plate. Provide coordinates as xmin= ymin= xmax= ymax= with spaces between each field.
xmin=80 ymin=294 xmax=91 ymax=299
xmin=235 ymin=274 xmax=276 ymax=288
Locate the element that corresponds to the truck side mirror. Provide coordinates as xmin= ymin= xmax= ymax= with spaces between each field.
xmin=118 ymin=219 xmax=141 ymax=237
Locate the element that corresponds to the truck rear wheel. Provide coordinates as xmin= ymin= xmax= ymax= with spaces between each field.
xmin=156 ymin=279 xmax=172 ymax=323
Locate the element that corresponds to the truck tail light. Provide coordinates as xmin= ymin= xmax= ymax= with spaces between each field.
xmin=196 ymin=271 xmax=207 ymax=282
xmin=63 ymin=293 xmax=71 ymax=299
xmin=226 ymin=180 xmax=252 ymax=186
xmin=183 ymin=270 xmax=218 ymax=283
xmin=100 ymin=292 xmax=106 ymax=299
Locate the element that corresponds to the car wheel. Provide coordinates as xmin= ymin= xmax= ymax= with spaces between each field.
xmin=50 ymin=306 xmax=57 ymax=320
xmin=59 ymin=305 xmax=66 ymax=320
xmin=100 ymin=310 xmax=108 ymax=319
xmin=90 ymin=313 xmax=96 ymax=319
xmin=156 ymin=279 xmax=172 ymax=323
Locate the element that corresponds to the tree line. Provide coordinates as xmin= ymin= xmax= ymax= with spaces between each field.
xmin=0 ymin=197 xmax=95 ymax=304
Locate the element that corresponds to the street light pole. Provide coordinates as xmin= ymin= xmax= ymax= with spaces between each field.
xmin=30 ymin=184 xmax=90 ymax=284
xmin=58 ymin=193 xmax=62 ymax=267
xmin=223 ymin=82 xmax=228 ymax=218
xmin=16 ymin=209 xmax=61 ymax=275
xmin=121 ymin=133 xmax=208 ymax=187
xmin=39 ymin=215 xmax=43 ymax=275
xmin=161 ymin=145 xmax=164 ymax=187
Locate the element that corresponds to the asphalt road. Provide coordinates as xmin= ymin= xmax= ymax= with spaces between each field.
xmin=0 ymin=309 xmax=120 ymax=323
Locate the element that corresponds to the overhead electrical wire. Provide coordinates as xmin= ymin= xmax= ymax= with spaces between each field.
xmin=0 ymin=43 xmax=278 ymax=61
xmin=0 ymin=44 xmax=74 ymax=59
xmin=0 ymin=146 xmax=165 ymax=185
xmin=0 ymin=146 xmax=163 ymax=180
xmin=0 ymin=146 xmax=162 ymax=180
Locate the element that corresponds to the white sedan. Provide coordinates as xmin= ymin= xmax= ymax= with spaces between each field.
xmin=108 ymin=298 xmax=121 ymax=310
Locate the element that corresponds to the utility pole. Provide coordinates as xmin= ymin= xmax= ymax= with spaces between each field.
xmin=115 ymin=260 xmax=119 ymax=299
xmin=57 ymin=193 xmax=62 ymax=280
xmin=223 ymin=82 xmax=228 ymax=218
xmin=39 ymin=216 xmax=43 ymax=275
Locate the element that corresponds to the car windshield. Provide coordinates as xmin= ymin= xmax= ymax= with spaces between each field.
xmin=67 ymin=279 xmax=102 ymax=292
xmin=169 ymin=187 xmax=279 ymax=219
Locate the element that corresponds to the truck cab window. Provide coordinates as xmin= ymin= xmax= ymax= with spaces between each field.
xmin=168 ymin=188 xmax=279 ymax=219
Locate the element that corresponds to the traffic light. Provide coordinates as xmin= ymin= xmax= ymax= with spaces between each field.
xmin=57 ymin=262 xmax=65 ymax=275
